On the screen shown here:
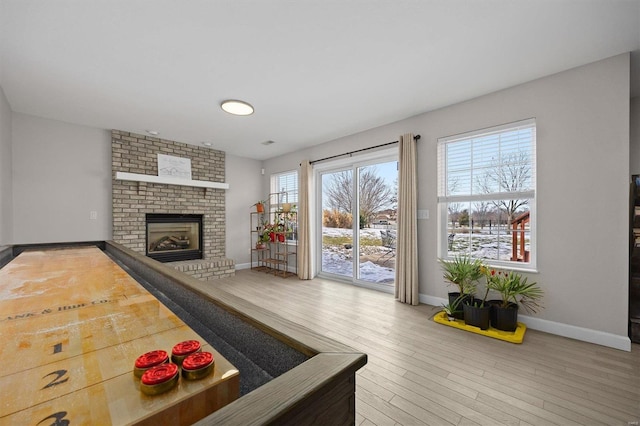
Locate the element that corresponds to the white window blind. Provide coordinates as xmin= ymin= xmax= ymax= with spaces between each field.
xmin=271 ymin=170 xmax=298 ymax=205
xmin=438 ymin=118 xmax=536 ymax=202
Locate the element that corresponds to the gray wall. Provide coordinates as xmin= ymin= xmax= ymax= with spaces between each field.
xmin=0 ymin=87 xmax=12 ymax=245
xmin=8 ymin=111 xmax=261 ymax=264
xmin=264 ymin=54 xmax=631 ymax=346
xmin=225 ymin=154 xmax=263 ymax=267
xmin=12 ymin=113 xmax=112 ymax=243
xmin=631 ymin=97 xmax=640 ymax=174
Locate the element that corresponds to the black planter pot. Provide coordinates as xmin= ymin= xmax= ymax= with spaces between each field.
xmin=487 ymin=300 xmax=501 ymax=326
xmin=448 ymin=292 xmax=472 ymax=320
xmin=463 ymin=298 xmax=491 ymax=330
xmin=490 ymin=301 xmax=519 ymax=331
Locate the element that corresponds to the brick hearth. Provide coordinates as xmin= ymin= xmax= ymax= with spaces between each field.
xmin=111 ymin=130 xmax=234 ymax=279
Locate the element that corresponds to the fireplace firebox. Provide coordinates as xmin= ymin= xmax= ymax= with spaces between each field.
xmin=146 ymin=214 xmax=203 ymax=262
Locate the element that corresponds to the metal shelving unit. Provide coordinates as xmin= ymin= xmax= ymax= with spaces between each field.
xmin=250 ymin=192 xmax=297 ymax=278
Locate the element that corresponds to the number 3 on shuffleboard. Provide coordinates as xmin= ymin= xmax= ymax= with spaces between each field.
xmin=42 ymin=370 xmax=69 ymax=389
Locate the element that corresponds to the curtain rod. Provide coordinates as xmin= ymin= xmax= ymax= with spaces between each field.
xmin=305 ymin=134 xmax=421 ymax=166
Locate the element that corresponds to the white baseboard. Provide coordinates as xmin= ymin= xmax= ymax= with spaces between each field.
xmin=517 ymin=314 xmax=631 ymax=352
xmin=419 ymin=293 xmax=631 ymax=352
xmin=420 ymin=294 xmax=447 ymax=307
xmin=236 ymin=262 xmax=298 ymax=275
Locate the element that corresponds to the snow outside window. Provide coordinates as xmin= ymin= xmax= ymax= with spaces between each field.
xmin=437 ymin=118 xmax=536 ymax=270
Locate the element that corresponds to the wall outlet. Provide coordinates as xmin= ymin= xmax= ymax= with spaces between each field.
xmin=90 ymin=211 xmax=97 ymax=220
xmin=417 ymin=209 xmax=429 ymax=220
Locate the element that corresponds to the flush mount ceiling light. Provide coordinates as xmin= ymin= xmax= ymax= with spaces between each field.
xmin=220 ymin=100 xmax=254 ymax=116
xmin=145 ymin=130 xmax=159 ymax=136
xmin=202 ymin=142 xmax=213 ymax=147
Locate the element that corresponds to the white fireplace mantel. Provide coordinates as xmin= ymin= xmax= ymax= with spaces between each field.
xmin=115 ymin=172 xmax=229 ymax=190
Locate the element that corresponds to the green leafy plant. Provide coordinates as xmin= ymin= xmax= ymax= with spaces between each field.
xmin=485 ymin=269 xmax=544 ymax=313
xmin=441 ymin=295 xmax=463 ymax=319
xmin=439 ymin=255 xmax=484 ymax=296
xmin=258 ymin=229 xmax=271 ymax=243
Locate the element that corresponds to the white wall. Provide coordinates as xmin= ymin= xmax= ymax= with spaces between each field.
xmin=225 ymin=154 xmax=263 ymax=267
xmin=12 ymin=113 xmax=112 ymax=243
xmin=0 ymin=86 xmax=12 ymax=245
xmin=264 ymin=54 xmax=631 ymax=348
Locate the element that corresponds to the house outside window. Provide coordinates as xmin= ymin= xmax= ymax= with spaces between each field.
xmin=437 ymin=118 xmax=536 ymax=269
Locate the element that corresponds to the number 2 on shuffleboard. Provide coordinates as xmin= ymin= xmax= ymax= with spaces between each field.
xmin=42 ymin=370 xmax=69 ymax=389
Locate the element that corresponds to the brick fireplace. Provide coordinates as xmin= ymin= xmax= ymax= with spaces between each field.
xmin=111 ymin=130 xmax=234 ymax=279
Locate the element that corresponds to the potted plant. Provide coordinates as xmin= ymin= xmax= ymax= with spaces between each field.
xmin=256 ymin=227 xmax=270 ymax=249
xmin=253 ymin=200 xmax=266 ymax=213
xmin=273 ymin=219 xmax=286 ymax=242
xmin=439 ymin=255 xmax=483 ymax=319
xmin=485 ymin=269 xmax=543 ymax=331
xmin=441 ymin=295 xmax=463 ymax=321
xmin=462 ymin=274 xmax=491 ymax=330
xmin=262 ymin=223 xmax=276 ymax=242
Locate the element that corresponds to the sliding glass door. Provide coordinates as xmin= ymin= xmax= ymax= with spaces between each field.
xmin=356 ymin=161 xmax=397 ymax=284
xmin=318 ymin=153 xmax=397 ymax=289
xmin=320 ymin=169 xmax=354 ymax=278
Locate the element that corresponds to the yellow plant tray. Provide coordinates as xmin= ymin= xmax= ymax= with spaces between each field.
xmin=433 ymin=311 xmax=527 ymax=343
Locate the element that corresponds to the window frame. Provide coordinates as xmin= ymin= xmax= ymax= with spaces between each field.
xmin=270 ymin=169 xmax=299 ymax=243
xmin=437 ymin=118 xmax=537 ymax=271
xmin=270 ymin=170 xmax=298 ymax=205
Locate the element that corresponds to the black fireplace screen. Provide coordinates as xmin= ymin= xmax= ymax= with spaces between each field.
xmin=146 ymin=214 xmax=203 ymax=262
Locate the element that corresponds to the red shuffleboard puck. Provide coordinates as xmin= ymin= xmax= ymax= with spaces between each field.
xmin=140 ymin=363 xmax=179 ymax=395
xmin=133 ymin=350 xmax=169 ymax=378
xmin=182 ymin=351 xmax=215 ymax=380
xmin=171 ymin=340 xmax=201 ymax=366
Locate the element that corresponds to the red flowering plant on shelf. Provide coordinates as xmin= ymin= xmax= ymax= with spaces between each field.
xmin=262 ymin=222 xmax=285 ymax=243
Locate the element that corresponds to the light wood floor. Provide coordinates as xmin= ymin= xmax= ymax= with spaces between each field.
xmin=213 ymin=270 xmax=640 ymax=426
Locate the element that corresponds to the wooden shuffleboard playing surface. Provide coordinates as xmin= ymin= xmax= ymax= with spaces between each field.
xmin=0 ymin=247 xmax=239 ymax=425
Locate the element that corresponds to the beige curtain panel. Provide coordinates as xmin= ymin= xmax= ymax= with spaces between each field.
xmin=297 ymin=160 xmax=313 ymax=279
xmin=394 ymin=133 xmax=419 ymax=305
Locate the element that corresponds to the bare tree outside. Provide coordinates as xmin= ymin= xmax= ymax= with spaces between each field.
xmin=324 ymin=168 xmax=394 ymax=227
xmin=476 ymin=152 xmax=532 ymax=223
xmin=472 ymin=201 xmax=492 ymax=229
xmin=389 ymin=177 xmax=398 ymax=211
xmin=448 ymin=202 xmax=463 ymax=228
xmin=324 ymin=170 xmax=352 ymax=213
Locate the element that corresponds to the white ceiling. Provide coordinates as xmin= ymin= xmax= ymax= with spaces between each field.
xmin=1 ymin=1 xmax=639 ymax=160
